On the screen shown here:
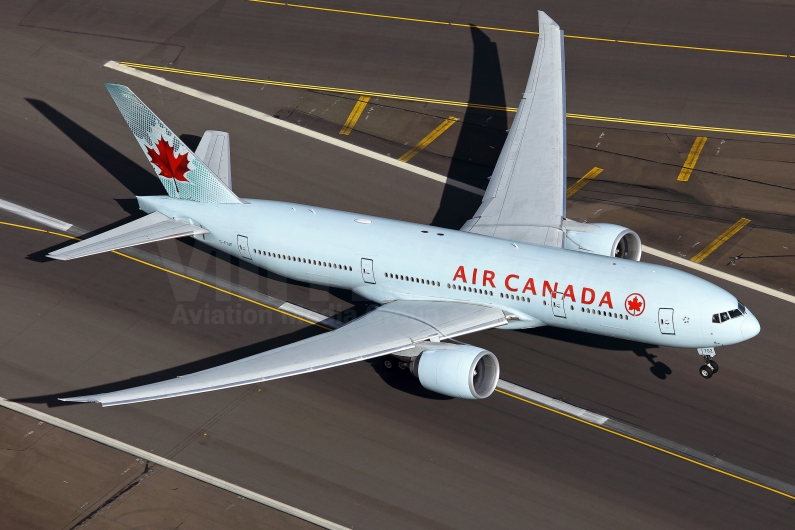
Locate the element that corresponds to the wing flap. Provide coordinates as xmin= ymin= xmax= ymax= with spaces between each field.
xmin=60 ymin=301 xmax=507 ymax=406
xmin=47 ymin=212 xmax=208 ymax=260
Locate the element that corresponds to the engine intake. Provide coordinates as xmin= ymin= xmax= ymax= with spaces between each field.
xmin=413 ymin=345 xmax=500 ymax=399
xmin=563 ymin=222 xmax=642 ymax=261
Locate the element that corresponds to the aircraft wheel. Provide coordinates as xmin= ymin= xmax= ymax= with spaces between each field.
xmin=383 ymin=359 xmax=393 ymax=369
xmin=707 ymin=360 xmax=719 ymax=373
xmin=699 ymin=365 xmax=713 ymax=379
xmin=398 ymin=361 xmax=408 ymax=370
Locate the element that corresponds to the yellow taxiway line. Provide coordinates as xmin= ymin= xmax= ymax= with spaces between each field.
xmin=250 ymin=0 xmax=790 ymax=59
xmin=339 ymin=95 xmax=370 ymax=135
xmin=398 ymin=116 xmax=458 ymax=162
xmin=496 ymin=389 xmax=795 ymax=501
xmin=117 ymin=62 xmax=795 ymax=140
xmin=677 ymin=136 xmax=708 ymax=182
xmin=0 ymin=221 xmax=332 ymax=331
xmin=691 ymin=217 xmax=751 ymax=263
xmin=566 ymin=167 xmax=603 ymax=198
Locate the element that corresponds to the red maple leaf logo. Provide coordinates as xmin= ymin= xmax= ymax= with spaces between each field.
xmin=146 ymin=137 xmax=190 ymax=191
xmin=624 ymin=293 xmax=645 ymax=316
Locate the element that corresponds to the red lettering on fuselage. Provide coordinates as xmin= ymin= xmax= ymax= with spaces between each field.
xmin=599 ymin=291 xmax=613 ymax=308
xmin=581 ymin=288 xmax=595 ymax=305
xmin=542 ymin=281 xmax=558 ymax=298
xmin=505 ymin=274 xmax=519 ymax=292
xmin=449 ymin=268 xmax=612 ymax=307
xmin=562 ymin=285 xmax=576 ymax=302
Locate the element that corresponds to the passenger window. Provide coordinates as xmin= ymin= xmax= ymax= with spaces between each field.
xmin=720 ymin=312 xmax=730 ymax=322
xmin=729 ymin=309 xmax=742 ymax=319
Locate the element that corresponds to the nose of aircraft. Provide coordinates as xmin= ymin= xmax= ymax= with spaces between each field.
xmin=741 ymin=311 xmax=761 ymax=340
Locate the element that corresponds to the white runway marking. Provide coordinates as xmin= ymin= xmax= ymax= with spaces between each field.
xmin=0 ymin=198 xmax=72 ymax=231
xmin=104 ymin=61 xmax=484 ymax=197
xmin=0 ymin=397 xmax=350 ymax=530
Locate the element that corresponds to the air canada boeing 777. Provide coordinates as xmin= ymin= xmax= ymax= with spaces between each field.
xmin=52 ymin=12 xmax=759 ymax=406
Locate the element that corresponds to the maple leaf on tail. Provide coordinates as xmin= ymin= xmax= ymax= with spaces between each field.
xmin=146 ymin=137 xmax=190 ymax=192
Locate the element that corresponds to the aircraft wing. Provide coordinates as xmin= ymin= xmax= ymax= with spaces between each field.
xmin=461 ymin=11 xmax=567 ymax=247
xmin=60 ymin=300 xmax=508 ymax=406
xmin=48 ymin=211 xmax=208 ymax=260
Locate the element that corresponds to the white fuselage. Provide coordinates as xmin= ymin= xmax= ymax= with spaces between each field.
xmin=139 ymin=196 xmax=760 ymax=349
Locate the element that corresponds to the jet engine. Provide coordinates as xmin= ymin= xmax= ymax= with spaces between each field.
xmin=563 ymin=222 xmax=642 ymax=261
xmin=410 ymin=345 xmax=500 ymax=399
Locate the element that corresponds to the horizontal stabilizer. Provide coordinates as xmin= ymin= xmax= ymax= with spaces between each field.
xmin=47 ymin=212 xmax=208 ymax=261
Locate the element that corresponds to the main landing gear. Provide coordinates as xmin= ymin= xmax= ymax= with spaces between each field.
xmin=697 ymin=347 xmax=719 ymax=379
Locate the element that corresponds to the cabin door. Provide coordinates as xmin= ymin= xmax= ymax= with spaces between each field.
xmin=237 ymin=235 xmax=252 ymax=260
xmin=361 ymin=258 xmax=376 ymax=284
xmin=549 ymin=292 xmax=566 ymax=318
xmin=658 ymin=308 xmax=675 ymax=334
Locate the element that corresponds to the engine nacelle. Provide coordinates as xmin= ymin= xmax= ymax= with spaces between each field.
xmin=413 ymin=345 xmax=500 ymax=399
xmin=563 ymin=223 xmax=642 ymax=261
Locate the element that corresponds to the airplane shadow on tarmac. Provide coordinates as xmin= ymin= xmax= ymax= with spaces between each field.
xmin=521 ymin=326 xmax=673 ymax=379
xmin=431 ymin=26 xmax=509 ymax=229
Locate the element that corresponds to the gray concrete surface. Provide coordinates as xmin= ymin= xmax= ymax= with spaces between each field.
xmin=2 ymin=1 xmax=795 ymax=528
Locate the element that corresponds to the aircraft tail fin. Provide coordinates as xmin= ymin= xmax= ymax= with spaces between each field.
xmin=105 ymin=84 xmax=242 ymax=204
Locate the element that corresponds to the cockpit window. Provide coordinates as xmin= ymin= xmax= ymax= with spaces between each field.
xmin=713 ymin=304 xmax=747 ymax=323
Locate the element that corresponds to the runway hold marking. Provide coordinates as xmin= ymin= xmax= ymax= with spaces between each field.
xmin=104 ymin=61 xmax=795 ymax=305
xmin=114 ymin=62 xmax=795 ymax=140
xmin=398 ymin=116 xmax=458 ymax=162
xmin=0 ymin=398 xmax=350 ymax=530
xmin=495 ymin=388 xmax=795 ymax=502
xmin=250 ymin=1 xmax=790 ymax=58
xmin=566 ymin=167 xmax=603 ymax=198
xmin=691 ymin=217 xmax=751 ymax=263
xmin=677 ymin=136 xmax=708 ymax=182
xmin=339 ymin=95 xmax=369 ymax=135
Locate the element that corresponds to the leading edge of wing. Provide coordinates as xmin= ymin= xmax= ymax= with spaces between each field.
xmin=59 ymin=301 xmax=508 ymax=406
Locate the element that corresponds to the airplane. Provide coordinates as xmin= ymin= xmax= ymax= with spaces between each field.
xmin=51 ymin=12 xmax=760 ymax=407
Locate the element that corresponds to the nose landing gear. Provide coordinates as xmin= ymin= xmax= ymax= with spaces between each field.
xmin=697 ymin=347 xmax=719 ymax=379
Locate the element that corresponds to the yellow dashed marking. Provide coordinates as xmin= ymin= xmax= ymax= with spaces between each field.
xmin=251 ymin=1 xmax=790 ymax=58
xmin=691 ymin=217 xmax=751 ymax=263
xmin=118 ymin=63 xmax=795 ymax=139
xmin=398 ymin=117 xmax=458 ymax=162
xmin=677 ymin=136 xmax=708 ymax=182
xmin=339 ymin=95 xmax=370 ymax=135
xmin=566 ymin=167 xmax=603 ymax=198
